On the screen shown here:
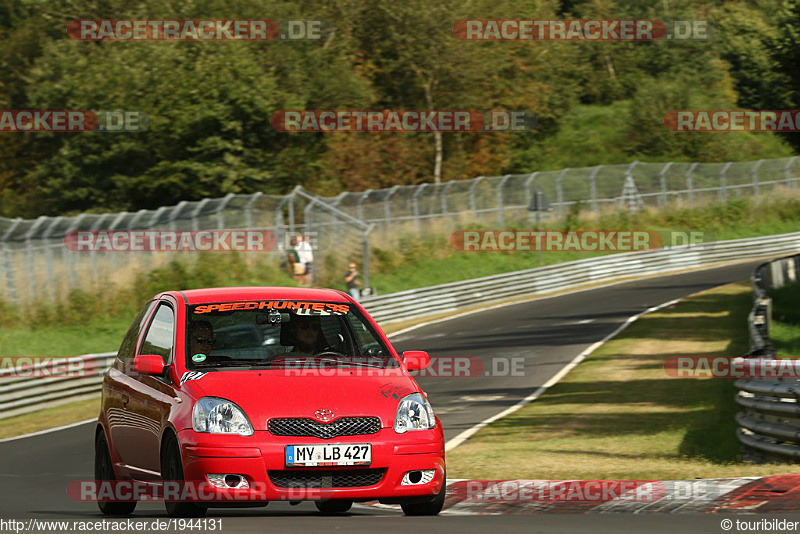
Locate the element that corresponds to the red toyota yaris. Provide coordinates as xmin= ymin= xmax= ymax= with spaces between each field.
xmin=95 ymin=287 xmax=445 ymax=517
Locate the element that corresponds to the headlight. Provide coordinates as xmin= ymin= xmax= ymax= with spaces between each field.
xmin=192 ymin=397 xmax=254 ymax=436
xmin=394 ymin=393 xmax=436 ymax=433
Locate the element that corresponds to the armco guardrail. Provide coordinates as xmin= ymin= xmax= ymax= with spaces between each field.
xmin=0 ymin=353 xmax=115 ymax=419
xmin=361 ymin=232 xmax=800 ymax=324
xmin=736 ymin=254 xmax=800 ymax=461
xmin=2 ymin=231 xmax=799 ymax=421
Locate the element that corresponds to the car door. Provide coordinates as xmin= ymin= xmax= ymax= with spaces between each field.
xmin=120 ymin=300 xmax=179 ymax=479
xmin=105 ymin=299 xmax=156 ymax=475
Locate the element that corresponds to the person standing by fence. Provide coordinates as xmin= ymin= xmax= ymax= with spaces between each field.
xmin=344 ymin=262 xmax=361 ymax=300
xmin=287 ymin=238 xmax=304 ymax=284
xmin=298 ymin=233 xmax=314 ymax=286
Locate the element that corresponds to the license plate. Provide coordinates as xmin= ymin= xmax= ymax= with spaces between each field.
xmin=285 ymin=444 xmax=372 ymax=467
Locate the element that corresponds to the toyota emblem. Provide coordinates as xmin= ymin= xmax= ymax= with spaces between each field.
xmin=314 ymin=409 xmax=335 ymax=422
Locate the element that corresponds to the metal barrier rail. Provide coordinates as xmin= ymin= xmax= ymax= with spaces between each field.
xmin=2 ymin=231 xmax=800 ymax=420
xmin=736 ymin=253 xmax=800 ymax=460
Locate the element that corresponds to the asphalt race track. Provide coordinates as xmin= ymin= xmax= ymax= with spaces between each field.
xmin=2 ymin=260 xmax=790 ymax=533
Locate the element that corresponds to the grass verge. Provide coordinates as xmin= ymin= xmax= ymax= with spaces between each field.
xmin=768 ymin=282 xmax=800 ymax=358
xmin=0 ymin=398 xmax=99 ymax=440
xmin=446 ymin=281 xmax=800 ymax=479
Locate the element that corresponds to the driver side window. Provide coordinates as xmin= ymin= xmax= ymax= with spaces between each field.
xmin=139 ymin=303 xmax=175 ymax=365
xmin=117 ymin=300 xmax=155 ymax=362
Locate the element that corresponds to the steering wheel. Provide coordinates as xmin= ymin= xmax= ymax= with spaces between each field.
xmin=314 ymin=349 xmax=346 ymax=358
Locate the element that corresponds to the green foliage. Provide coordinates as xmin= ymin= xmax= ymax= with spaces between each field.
xmin=0 ymin=0 xmax=797 ymax=217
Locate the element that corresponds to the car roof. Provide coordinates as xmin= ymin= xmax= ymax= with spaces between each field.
xmin=174 ymin=286 xmax=351 ymax=305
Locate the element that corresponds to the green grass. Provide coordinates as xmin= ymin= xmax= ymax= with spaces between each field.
xmin=0 ymin=317 xmax=131 ymax=358
xmin=768 ymin=282 xmax=800 ymax=358
xmin=446 ymin=282 xmax=800 ymax=479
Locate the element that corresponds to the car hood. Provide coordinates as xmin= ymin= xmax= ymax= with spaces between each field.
xmin=180 ymin=369 xmax=420 ymax=430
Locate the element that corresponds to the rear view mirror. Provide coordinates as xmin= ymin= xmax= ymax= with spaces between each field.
xmin=402 ymin=351 xmax=430 ymax=371
xmin=133 ymin=354 xmax=166 ymax=375
xmin=256 ymin=311 xmax=289 ymax=325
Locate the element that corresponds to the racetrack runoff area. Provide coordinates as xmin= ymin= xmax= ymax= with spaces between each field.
xmin=445 ymin=281 xmax=800 ymax=481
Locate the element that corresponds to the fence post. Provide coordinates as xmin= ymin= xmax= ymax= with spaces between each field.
xmin=331 ymin=192 xmax=348 ymax=246
xmin=497 ymin=175 xmax=511 ymax=226
xmin=22 ymin=216 xmax=51 ymax=302
xmin=441 ymin=181 xmax=454 ymax=216
xmin=384 ymin=185 xmax=400 ymax=235
xmin=524 ymin=172 xmax=538 ymax=211
xmin=687 ymin=162 xmax=698 ymax=207
xmin=720 ymin=162 xmax=731 ymax=203
xmin=42 ymin=217 xmax=66 ymax=296
xmin=63 ymin=214 xmax=89 ymax=289
xmin=357 ymin=190 xmax=372 ymax=223
xmin=216 ymin=193 xmax=235 ymax=229
xmin=556 ymin=169 xmax=569 ymax=218
xmin=89 ymin=213 xmax=113 ymax=288
xmin=362 ymin=224 xmax=374 ymax=292
xmin=469 ymin=176 xmax=484 ymax=218
xmin=0 ymin=218 xmax=21 ymax=303
xmin=190 ymin=201 xmax=209 ymax=231
xmin=752 ymin=159 xmax=764 ymax=200
xmin=785 ymin=156 xmax=798 ymax=190
xmin=274 ymin=193 xmax=293 ymax=264
xmin=658 ymin=162 xmax=673 ymax=208
xmin=1 ymin=243 xmax=14 ymax=304
xmin=288 ymin=193 xmax=296 ymax=236
xmin=245 ymin=192 xmax=263 ymax=230
xmin=589 ymin=166 xmax=602 ymax=213
xmin=412 ymin=184 xmax=428 ymax=236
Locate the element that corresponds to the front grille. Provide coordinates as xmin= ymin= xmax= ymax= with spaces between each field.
xmin=268 ymin=417 xmax=380 ymax=439
xmin=268 ymin=468 xmax=386 ymax=489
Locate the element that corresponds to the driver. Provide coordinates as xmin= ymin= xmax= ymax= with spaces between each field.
xmin=189 ymin=321 xmax=214 ymax=356
xmin=289 ymin=314 xmax=327 ymax=356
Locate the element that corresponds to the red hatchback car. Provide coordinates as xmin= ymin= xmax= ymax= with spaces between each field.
xmin=95 ymin=287 xmax=445 ymax=517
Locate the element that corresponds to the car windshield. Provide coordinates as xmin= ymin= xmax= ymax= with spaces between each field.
xmin=186 ymin=299 xmax=397 ymax=370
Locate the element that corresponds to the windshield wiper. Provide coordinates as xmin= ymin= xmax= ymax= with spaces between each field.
xmin=315 ymin=357 xmax=392 ymax=369
xmin=194 ymin=359 xmax=273 ymax=368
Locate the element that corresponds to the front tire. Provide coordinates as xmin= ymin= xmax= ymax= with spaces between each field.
xmin=315 ymin=500 xmax=353 ymax=514
xmin=95 ymin=432 xmax=136 ymax=516
xmin=162 ymin=436 xmax=207 ymax=518
xmin=401 ymin=478 xmax=446 ymax=516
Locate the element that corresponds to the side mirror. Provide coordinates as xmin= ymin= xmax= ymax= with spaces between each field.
xmin=402 ymin=350 xmax=430 ymax=371
xmin=133 ymin=354 xmax=166 ymax=375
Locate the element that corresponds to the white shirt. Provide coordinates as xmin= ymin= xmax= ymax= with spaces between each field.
xmin=297 ymin=240 xmax=314 ymax=264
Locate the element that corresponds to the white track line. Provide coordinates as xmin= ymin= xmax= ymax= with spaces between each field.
xmin=0 ymin=418 xmax=95 ymax=443
xmin=444 ymin=298 xmax=680 ymax=452
xmin=386 ymin=259 xmax=751 ymax=339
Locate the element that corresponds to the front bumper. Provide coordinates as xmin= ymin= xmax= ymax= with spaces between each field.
xmin=177 ymin=427 xmax=445 ymax=504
